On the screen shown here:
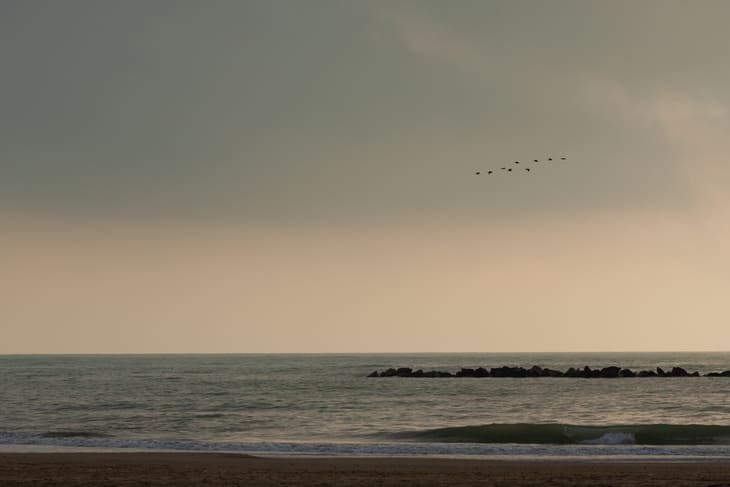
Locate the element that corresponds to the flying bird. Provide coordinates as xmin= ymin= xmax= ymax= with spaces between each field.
xmin=474 ymin=154 xmax=568 ymax=177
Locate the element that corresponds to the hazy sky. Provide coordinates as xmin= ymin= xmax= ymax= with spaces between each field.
xmin=3 ymin=1 xmax=730 ymax=353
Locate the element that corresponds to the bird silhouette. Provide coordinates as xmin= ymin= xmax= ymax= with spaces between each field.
xmin=475 ymin=154 xmax=568 ymax=177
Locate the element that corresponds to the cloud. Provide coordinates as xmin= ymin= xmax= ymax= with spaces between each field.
xmin=378 ymin=9 xmax=493 ymax=78
xmin=583 ymin=78 xmax=730 ymax=196
xmin=596 ymin=84 xmax=730 ymax=160
xmin=582 ymin=77 xmax=730 ymax=272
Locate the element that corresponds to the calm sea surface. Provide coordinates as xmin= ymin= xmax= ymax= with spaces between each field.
xmin=2 ymin=353 xmax=730 ymax=460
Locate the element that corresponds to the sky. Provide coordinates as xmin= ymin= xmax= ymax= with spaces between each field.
xmin=3 ymin=1 xmax=730 ymax=353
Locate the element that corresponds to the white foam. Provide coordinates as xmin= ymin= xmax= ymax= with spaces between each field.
xmin=580 ymin=432 xmax=636 ymax=445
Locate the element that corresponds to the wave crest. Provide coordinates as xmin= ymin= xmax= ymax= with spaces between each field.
xmin=389 ymin=423 xmax=730 ymax=445
xmin=42 ymin=431 xmax=111 ymax=439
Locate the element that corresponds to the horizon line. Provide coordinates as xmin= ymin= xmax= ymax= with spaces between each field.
xmin=1 ymin=350 xmax=729 ymax=356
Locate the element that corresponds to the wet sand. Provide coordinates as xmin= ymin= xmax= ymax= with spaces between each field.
xmin=1 ymin=453 xmax=730 ymax=486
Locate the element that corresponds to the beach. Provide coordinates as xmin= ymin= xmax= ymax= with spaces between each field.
xmin=2 ymin=453 xmax=730 ymax=486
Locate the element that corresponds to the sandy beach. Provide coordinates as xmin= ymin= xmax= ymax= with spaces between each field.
xmin=1 ymin=453 xmax=729 ymax=486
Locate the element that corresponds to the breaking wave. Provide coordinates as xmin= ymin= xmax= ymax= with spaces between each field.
xmin=3 ymin=428 xmax=730 ymax=460
xmin=389 ymin=424 xmax=730 ymax=445
xmin=42 ymin=431 xmax=112 ymax=439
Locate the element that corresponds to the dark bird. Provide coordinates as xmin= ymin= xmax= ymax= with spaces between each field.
xmin=473 ymin=155 xmax=566 ymax=178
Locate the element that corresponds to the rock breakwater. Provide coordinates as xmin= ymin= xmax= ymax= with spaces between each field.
xmin=367 ymin=366 xmax=730 ymax=378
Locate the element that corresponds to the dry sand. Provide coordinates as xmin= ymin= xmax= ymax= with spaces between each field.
xmin=1 ymin=452 xmax=730 ymax=486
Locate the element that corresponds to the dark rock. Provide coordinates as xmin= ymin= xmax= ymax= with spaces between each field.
xmin=564 ymin=367 xmax=579 ymax=378
xmin=382 ymin=368 xmax=397 ymax=377
xmin=510 ymin=367 xmax=528 ymax=378
xmin=368 ymin=364 xmax=727 ymax=378
xmin=489 ymin=366 xmax=527 ymax=378
xmin=474 ymin=367 xmax=489 ymax=377
xmin=396 ymin=367 xmax=413 ymax=377
xmin=490 ymin=367 xmax=510 ymax=377
xmin=671 ymin=367 xmax=688 ymax=377
xmin=543 ymin=368 xmax=564 ymax=377
xmin=599 ymin=366 xmax=621 ymax=378
xmin=527 ymin=366 xmax=543 ymax=377
xmin=457 ymin=368 xmax=475 ymax=377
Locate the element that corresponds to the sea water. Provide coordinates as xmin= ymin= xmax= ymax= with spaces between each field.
xmin=1 ymin=353 xmax=730 ymax=460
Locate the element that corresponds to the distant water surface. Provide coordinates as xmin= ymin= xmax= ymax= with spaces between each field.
xmin=1 ymin=353 xmax=730 ymax=459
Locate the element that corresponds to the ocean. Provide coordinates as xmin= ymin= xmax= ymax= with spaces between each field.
xmin=2 ymin=353 xmax=730 ymax=460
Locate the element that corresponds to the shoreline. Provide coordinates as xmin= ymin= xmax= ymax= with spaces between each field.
xmin=3 ymin=446 xmax=730 ymax=462
xmin=2 ymin=452 xmax=730 ymax=486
